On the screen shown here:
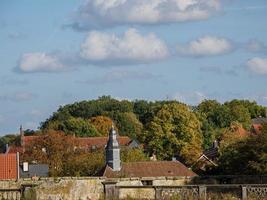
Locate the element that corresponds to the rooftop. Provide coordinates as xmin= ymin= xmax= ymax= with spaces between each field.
xmin=0 ymin=153 xmax=18 ymax=180
xmin=103 ymin=161 xmax=197 ymax=178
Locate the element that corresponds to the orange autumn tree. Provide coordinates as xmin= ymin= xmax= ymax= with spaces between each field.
xmin=89 ymin=116 xmax=117 ymax=136
xmin=23 ymin=130 xmax=77 ymax=176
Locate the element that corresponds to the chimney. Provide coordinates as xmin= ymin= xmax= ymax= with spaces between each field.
xmin=105 ymin=124 xmax=121 ymax=171
xmin=150 ymin=153 xmax=157 ymax=161
xmin=20 ymin=125 xmax=26 ymax=153
xmin=20 ymin=125 xmax=24 ymax=146
xmin=213 ymin=140 xmax=219 ymax=149
xmin=23 ymin=162 xmax=29 ymax=172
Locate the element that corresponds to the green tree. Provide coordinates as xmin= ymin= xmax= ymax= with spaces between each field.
xmin=64 ymin=117 xmax=100 ymax=137
xmin=63 ymin=150 xmax=105 ymax=176
xmin=0 ymin=134 xmax=20 ymax=153
xmin=144 ymin=103 xmax=203 ymax=165
xmin=218 ymin=124 xmax=267 ymax=175
xmin=121 ymin=148 xmax=149 ymax=163
xmin=41 ymin=117 xmax=100 ymax=137
xmin=109 ymin=112 xmax=143 ymax=139
xmin=225 ymin=99 xmax=266 ymax=119
xmin=224 ymin=100 xmax=252 ymax=129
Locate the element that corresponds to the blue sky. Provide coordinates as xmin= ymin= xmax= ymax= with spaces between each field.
xmin=0 ymin=0 xmax=267 ymax=135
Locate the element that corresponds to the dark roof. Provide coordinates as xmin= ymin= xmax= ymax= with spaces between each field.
xmin=252 ymin=118 xmax=267 ymax=125
xmin=0 ymin=154 xmax=18 ymax=180
xmin=203 ymin=147 xmax=218 ymax=161
xmin=103 ymin=161 xmax=197 ymax=178
xmin=7 ymin=146 xmax=23 ymax=154
xmin=19 ymin=164 xmax=49 ymax=178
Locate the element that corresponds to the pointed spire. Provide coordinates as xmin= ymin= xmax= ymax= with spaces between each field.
xmin=106 ymin=124 xmax=121 ymax=171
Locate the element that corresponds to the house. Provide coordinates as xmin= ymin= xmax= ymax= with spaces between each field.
xmin=0 ymin=151 xmax=48 ymax=179
xmin=19 ymin=163 xmax=49 ymax=178
xmin=191 ymin=141 xmax=219 ymax=172
xmin=251 ymin=117 xmax=267 ymax=135
xmin=0 ymin=153 xmax=19 ymax=180
xmin=102 ymin=126 xmax=197 ymax=179
xmin=6 ymin=126 xmax=140 ymax=154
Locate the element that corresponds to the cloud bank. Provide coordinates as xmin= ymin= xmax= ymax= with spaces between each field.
xmin=70 ymin=0 xmax=221 ymax=30
xmin=80 ymin=28 xmax=169 ymax=63
xmin=177 ymin=36 xmax=233 ymax=56
xmin=18 ymin=53 xmax=67 ymax=73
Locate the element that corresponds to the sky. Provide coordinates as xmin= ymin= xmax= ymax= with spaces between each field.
xmin=0 ymin=0 xmax=267 ymax=135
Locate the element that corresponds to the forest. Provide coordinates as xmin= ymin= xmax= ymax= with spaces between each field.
xmin=1 ymin=96 xmax=267 ymax=176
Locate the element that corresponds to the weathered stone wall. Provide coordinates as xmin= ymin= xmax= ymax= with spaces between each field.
xmin=32 ymin=177 xmax=105 ymax=200
xmin=119 ymin=187 xmax=155 ymax=199
xmin=1 ymin=177 xmax=267 ymax=200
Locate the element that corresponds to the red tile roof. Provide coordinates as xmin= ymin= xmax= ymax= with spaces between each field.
xmin=0 ymin=154 xmax=18 ymax=180
xmin=7 ymin=146 xmax=23 ymax=154
xmin=8 ymin=135 xmax=132 ymax=153
xmin=75 ymin=136 xmax=132 ymax=149
xmin=24 ymin=135 xmax=40 ymax=144
xmin=103 ymin=161 xmax=197 ymax=178
xmin=251 ymin=124 xmax=263 ymax=135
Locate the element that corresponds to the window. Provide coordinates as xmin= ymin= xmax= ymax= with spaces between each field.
xmin=141 ymin=180 xmax=153 ymax=186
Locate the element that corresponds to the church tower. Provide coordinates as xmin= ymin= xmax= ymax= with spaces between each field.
xmin=105 ymin=125 xmax=121 ymax=171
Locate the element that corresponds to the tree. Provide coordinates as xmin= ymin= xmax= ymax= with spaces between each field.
xmin=121 ymin=148 xmax=149 ymax=163
xmin=224 ymin=100 xmax=252 ymax=129
xmin=0 ymin=134 xmax=20 ymax=153
xmin=63 ymin=150 xmax=105 ymax=176
xmin=133 ymin=100 xmax=162 ymax=126
xmin=109 ymin=112 xmax=143 ymax=139
xmin=219 ymin=122 xmax=248 ymax=149
xmin=23 ymin=130 xmax=77 ymax=176
xmin=64 ymin=117 xmax=100 ymax=137
xmin=144 ymin=103 xmax=203 ymax=165
xmin=89 ymin=116 xmax=115 ymax=136
xmin=225 ymin=99 xmax=266 ymax=119
xmin=196 ymin=100 xmax=232 ymax=128
xmin=42 ymin=117 xmax=100 ymax=137
xmin=217 ymin=124 xmax=267 ymax=175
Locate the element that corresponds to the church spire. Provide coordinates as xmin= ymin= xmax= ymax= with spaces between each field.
xmin=105 ymin=125 xmax=121 ymax=171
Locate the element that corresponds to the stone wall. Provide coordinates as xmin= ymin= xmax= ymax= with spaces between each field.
xmin=1 ymin=177 xmax=267 ymax=200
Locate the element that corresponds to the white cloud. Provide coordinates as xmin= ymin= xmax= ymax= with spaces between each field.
xmin=70 ymin=0 xmax=221 ymax=30
xmin=18 ymin=53 xmax=68 ymax=73
xmin=247 ymin=57 xmax=267 ymax=75
xmin=80 ymin=28 xmax=169 ymax=63
xmin=177 ymin=36 xmax=233 ymax=56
